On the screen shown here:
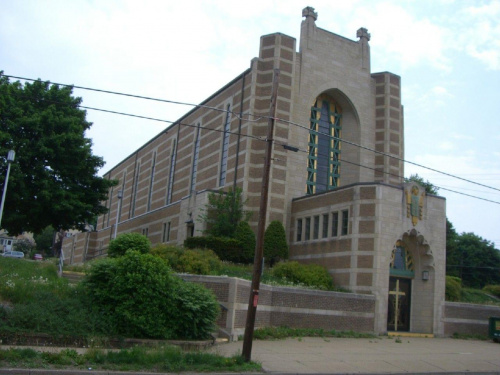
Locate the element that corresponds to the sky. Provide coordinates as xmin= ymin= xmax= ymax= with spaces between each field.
xmin=1 ymin=0 xmax=499 ymax=248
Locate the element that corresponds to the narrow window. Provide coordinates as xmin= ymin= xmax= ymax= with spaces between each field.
xmin=118 ymin=172 xmax=126 ymax=221
xmin=166 ymin=222 xmax=171 ymax=242
xmin=147 ymin=152 xmax=156 ymax=212
xmin=305 ymin=217 xmax=311 ymax=241
xmin=341 ymin=209 xmax=349 ymax=236
xmin=306 ymin=95 xmax=342 ymax=195
xmin=219 ymin=104 xmax=231 ymax=187
xmin=142 ymin=228 xmax=149 ymax=237
xmin=131 ymin=162 xmax=140 ymax=217
xmin=332 ymin=212 xmax=339 ymax=237
xmin=296 ymin=219 xmax=302 ymax=241
xmin=190 ymin=124 xmax=201 ymax=194
xmin=322 ymin=213 xmax=329 ymax=238
xmin=166 ymin=140 xmax=177 ymax=205
xmin=313 ymin=215 xmax=320 ymax=239
xmin=162 ymin=223 xmax=167 ymax=242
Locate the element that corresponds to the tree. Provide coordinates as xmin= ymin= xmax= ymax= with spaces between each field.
xmin=405 ymin=173 xmax=439 ymax=195
xmin=0 ymin=74 xmax=116 ymax=235
xmin=199 ymin=187 xmax=251 ymax=238
xmin=33 ymin=226 xmax=56 ymax=256
xmin=234 ymin=221 xmax=256 ymax=263
xmin=263 ymin=220 xmax=289 ymax=266
xmin=450 ymin=233 xmax=500 ymax=288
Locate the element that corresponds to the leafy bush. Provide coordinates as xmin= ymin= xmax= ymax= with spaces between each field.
xmin=171 ymin=281 xmax=220 ymax=339
xmin=483 ymin=285 xmax=500 ymax=298
xmin=264 ymin=220 xmax=289 ymax=266
xmin=184 ymin=236 xmax=248 ymax=263
xmin=150 ymin=244 xmax=222 ymax=275
xmin=234 ymin=221 xmax=256 ymax=263
xmin=82 ymin=251 xmax=219 ymax=339
xmin=107 ymin=233 xmax=151 ymax=258
xmin=272 ymin=261 xmax=333 ymax=290
xmin=446 ymin=275 xmax=462 ymax=301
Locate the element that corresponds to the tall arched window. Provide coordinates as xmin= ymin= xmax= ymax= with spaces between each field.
xmin=306 ymin=95 xmax=342 ymax=195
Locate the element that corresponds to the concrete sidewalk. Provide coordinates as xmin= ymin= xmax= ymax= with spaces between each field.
xmin=210 ymin=336 xmax=500 ymax=374
xmin=1 ymin=336 xmax=499 ymax=374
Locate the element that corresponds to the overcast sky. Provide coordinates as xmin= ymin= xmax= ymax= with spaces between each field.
xmin=1 ymin=0 xmax=499 ymax=248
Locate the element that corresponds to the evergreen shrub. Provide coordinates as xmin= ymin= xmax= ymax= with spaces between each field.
xmin=272 ymin=261 xmax=333 ymax=290
xmin=263 ymin=220 xmax=289 ymax=266
xmin=234 ymin=221 xmax=256 ymax=263
xmin=184 ymin=236 xmax=248 ymax=263
xmin=483 ymin=284 xmax=500 ymax=298
xmin=445 ymin=275 xmax=462 ymax=301
xmin=107 ymin=233 xmax=151 ymax=258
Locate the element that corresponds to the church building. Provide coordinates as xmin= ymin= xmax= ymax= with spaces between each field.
xmin=63 ymin=7 xmax=447 ymax=335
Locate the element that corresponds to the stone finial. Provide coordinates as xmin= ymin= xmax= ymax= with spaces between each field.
xmin=302 ymin=6 xmax=318 ymax=22
xmin=357 ymin=27 xmax=371 ymax=42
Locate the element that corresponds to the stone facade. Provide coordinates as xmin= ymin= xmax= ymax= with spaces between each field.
xmin=62 ymin=7 xmax=447 ymax=336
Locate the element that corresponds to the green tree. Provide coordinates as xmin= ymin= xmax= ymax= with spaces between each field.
xmin=33 ymin=226 xmax=56 ymax=256
xmin=234 ymin=221 xmax=256 ymax=263
xmin=107 ymin=232 xmax=151 ymax=258
xmin=451 ymin=233 xmax=500 ymax=288
xmin=263 ymin=220 xmax=289 ymax=266
xmin=199 ymin=187 xmax=251 ymax=238
xmin=0 ymin=74 xmax=116 ymax=235
xmin=405 ymin=173 xmax=439 ymax=195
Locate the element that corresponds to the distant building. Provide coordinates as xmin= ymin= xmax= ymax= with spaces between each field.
xmin=63 ymin=7 xmax=446 ymax=335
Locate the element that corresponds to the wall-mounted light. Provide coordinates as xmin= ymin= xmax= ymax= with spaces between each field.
xmin=422 ymin=270 xmax=429 ymax=281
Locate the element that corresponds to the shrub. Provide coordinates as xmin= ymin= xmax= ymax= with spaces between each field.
xmin=107 ymin=233 xmax=151 ymax=258
xmin=263 ymin=221 xmax=289 ymax=266
xmin=272 ymin=261 xmax=333 ymax=290
xmin=171 ymin=281 xmax=220 ymax=339
xmin=151 ymin=244 xmax=222 ymax=275
xmin=184 ymin=236 xmax=247 ymax=263
xmin=82 ymin=251 xmax=219 ymax=340
xmin=483 ymin=284 xmax=500 ymax=298
xmin=445 ymin=275 xmax=462 ymax=301
xmin=234 ymin=221 xmax=256 ymax=263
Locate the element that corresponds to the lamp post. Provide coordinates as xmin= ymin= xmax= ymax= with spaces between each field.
xmin=0 ymin=150 xmax=15 ymax=229
xmin=113 ymin=190 xmax=123 ymax=239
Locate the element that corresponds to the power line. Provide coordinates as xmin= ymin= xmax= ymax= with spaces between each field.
xmin=274 ymin=116 xmax=500 ymax=193
xmin=2 ymin=74 xmax=263 ymax=123
xmin=3 ymin=73 xmax=500 ymax=197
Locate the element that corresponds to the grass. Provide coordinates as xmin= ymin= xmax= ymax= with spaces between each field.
xmin=0 ymin=345 xmax=262 ymax=372
xmin=251 ymin=326 xmax=377 ymax=340
xmin=460 ymin=288 xmax=500 ymax=305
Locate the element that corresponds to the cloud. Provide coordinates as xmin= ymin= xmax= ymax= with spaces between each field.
xmin=454 ymin=2 xmax=500 ymax=70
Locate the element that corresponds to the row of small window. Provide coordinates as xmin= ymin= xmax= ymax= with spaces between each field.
xmin=296 ymin=210 xmax=349 ymax=242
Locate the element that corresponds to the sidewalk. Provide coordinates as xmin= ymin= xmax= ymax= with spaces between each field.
xmin=210 ymin=336 xmax=500 ymax=374
xmin=1 ymin=336 xmax=499 ymax=374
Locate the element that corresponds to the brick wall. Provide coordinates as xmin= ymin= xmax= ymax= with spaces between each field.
xmin=180 ymin=274 xmax=375 ymax=340
xmin=444 ymin=302 xmax=500 ymax=336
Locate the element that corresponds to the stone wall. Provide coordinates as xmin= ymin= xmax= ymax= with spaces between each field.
xmin=444 ymin=302 xmax=500 ymax=336
xmin=180 ymin=274 xmax=376 ymax=340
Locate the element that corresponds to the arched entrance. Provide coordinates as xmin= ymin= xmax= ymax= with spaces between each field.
xmin=387 ymin=229 xmax=435 ymax=333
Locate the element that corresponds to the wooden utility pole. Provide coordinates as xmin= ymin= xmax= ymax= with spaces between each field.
xmin=242 ymin=68 xmax=280 ymax=362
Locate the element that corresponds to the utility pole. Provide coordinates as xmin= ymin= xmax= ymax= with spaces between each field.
xmin=0 ymin=150 xmax=15 ymax=229
xmin=242 ymin=68 xmax=280 ymax=362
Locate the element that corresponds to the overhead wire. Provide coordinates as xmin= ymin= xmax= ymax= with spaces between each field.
xmin=3 ymin=73 xmax=500 ymax=202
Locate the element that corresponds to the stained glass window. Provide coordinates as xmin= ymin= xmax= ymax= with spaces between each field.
xmin=306 ymin=95 xmax=342 ymax=195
